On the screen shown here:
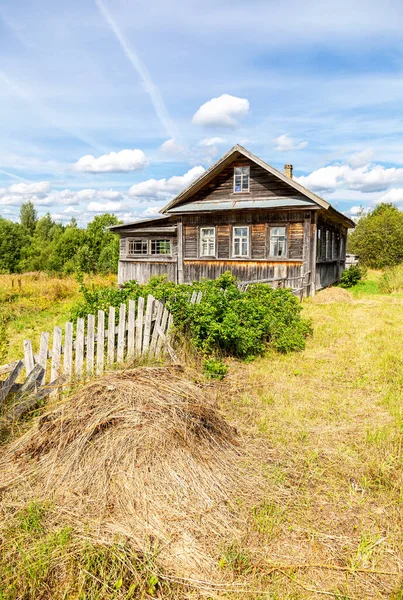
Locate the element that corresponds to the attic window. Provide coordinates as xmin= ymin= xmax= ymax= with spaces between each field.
xmin=234 ymin=166 xmax=249 ymax=192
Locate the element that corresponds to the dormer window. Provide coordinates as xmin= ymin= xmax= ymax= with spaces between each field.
xmin=234 ymin=166 xmax=249 ymax=192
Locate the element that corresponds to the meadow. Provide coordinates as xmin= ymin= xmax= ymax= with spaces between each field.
xmin=1 ymin=270 xmax=403 ymax=598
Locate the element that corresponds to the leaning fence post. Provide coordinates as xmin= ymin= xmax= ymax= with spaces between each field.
xmin=136 ymin=296 xmax=144 ymax=355
xmin=96 ymin=310 xmax=105 ymax=375
xmin=50 ymin=326 xmax=62 ymax=383
xmin=75 ymin=319 xmax=85 ymax=378
xmin=127 ymin=300 xmax=136 ymax=360
xmin=150 ymin=300 xmax=164 ymax=355
xmin=142 ymin=295 xmax=154 ymax=353
xmin=117 ymin=303 xmax=126 ymax=363
xmin=64 ymin=322 xmax=73 ymax=381
xmin=107 ymin=306 xmax=115 ymax=366
xmin=23 ymin=339 xmax=35 ymax=376
xmin=38 ymin=331 xmax=49 ymax=384
xmin=87 ymin=314 xmax=95 ymax=376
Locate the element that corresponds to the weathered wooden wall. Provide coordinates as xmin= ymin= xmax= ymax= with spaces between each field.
xmin=184 ymin=260 xmax=302 ymax=283
xmin=118 ymin=260 xmax=177 ymax=285
xmin=185 ymin=155 xmax=307 ymax=204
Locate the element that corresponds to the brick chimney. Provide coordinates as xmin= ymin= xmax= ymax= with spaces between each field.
xmin=284 ymin=164 xmax=293 ymax=179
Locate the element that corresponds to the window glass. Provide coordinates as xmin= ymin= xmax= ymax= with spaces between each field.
xmin=234 ymin=166 xmax=250 ymax=192
xmin=233 ymin=226 xmax=249 ymax=256
xmin=128 ymin=239 xmax=148 ymax=255
xmin=200 ymin=227 xmax=215 ymax=257
xmin=150 ymin=239 xmax=171 ymax=255
xmin=269 ymin=226 xmax=287 ymax=257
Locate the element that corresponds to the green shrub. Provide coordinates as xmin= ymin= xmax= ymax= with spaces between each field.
xmin=71 ymin=272 xmax=312 ymax=359
xmin=203 ymin=358 xmax=228 ymax=380
xmin=379 ymin=264 xmax=403 ymax=294
xmin=339 ymin=264 xmax=365 ymax=288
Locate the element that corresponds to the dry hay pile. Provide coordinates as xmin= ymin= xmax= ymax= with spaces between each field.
xmin=311 ymin=286 xmax=353 ymax=304
xmin=0 ymin=367 xmax=245 ymax=578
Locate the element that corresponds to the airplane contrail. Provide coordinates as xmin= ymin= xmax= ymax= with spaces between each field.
xmin=0 ymin=169 xmax=31 ymax=182
xmin=95 ymin=0 xmax=176 ymax=141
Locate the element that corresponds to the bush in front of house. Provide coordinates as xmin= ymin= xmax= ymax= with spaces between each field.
xmin=71 ymin=272 xmax=312 ymax=359
xmin=339 ymin=264 xmax=365 ymax=288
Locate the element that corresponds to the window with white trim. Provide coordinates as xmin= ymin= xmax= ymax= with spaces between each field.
xmin=233 ymin=166 xmax=250 ymax=192
xmin=269 ymin=226 xmax=287 ymax=257
xmin=200 ymin=227 xmax=216 ymax=257
xmin=150 ymin=239 xmax=171 ymax=255
xmin=128 ymin=239 xmax=148 ymax=255
xmin=233 ymin=226 xmax=249 ymax=257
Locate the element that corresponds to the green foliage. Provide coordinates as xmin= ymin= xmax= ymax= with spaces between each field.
xmin=71 ymin=272 xmax=312 ymax=358
xmin=348 ymin=203 xmax=403 ymax=268
xmin=339 ymin=264 xmax=365 ymax=288
xmin=203 ymin=358 xmax=228 ymax=380
xmin=379 ymin=264 xmax=403 ymax=294
xmin=0 ymin=210 xmax=121 ymax=275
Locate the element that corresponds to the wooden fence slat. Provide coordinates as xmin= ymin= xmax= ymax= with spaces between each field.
xmin=0 ymin=360 xmax=23 ymax=405
xmin=75 ymin=319 xmax=85 ymax=378
xmin=190 ymin=291 xmax=197 ymax=304
xmin=64 ymin=322 xmax=73 ymax=380
xmin=107 ymin=307 xmax=115 ymax=366
xmin=142 ymin=295 xmax=154 ymax=353
xmin=150 ymin=300 xmax=163 ymax=355
xmin=127 ymin=300 xmax=135 ymax=360
xmin=117 ymin=303 xmax=126 ymax=363
xmin=38 ymin=331 xmax=49 ymax=384
xmin=96 ymin=310 xmax=105 ymax=375
xmin=23 ymin=339 xmax=34 ymax=376
xmin=196 ymin=291 xmax=203 ymax=304
xmin=87 ymin=314 xmax=95 ymax=376
xmin=136 ymin=296 xmax=144 ymax=355
xmin=155 ymin=307 xmax=169 ymax=356
xmin=51 ymin=326 xmax=63 ymax=383
xmin=16 ymin=363 xmax=44 ymax=398
xmin=0 ymin=361 xmax=18 ymax=377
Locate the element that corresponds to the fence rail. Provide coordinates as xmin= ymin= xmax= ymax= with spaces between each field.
xmin=0 ymin=294 xmax=176 ymax=417
xmin=237 ymin=272 xmax=311 ymax=297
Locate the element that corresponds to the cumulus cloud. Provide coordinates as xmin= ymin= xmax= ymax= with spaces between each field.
xmin=349 ymin=147 xmax=375 ymax=168
xmin=143 ymin=205 xmax=162 ymax=216
xmin=275 ymin=134 xmax=308 ymax=152
xmin=159 ymin=138 xmax=186 ymax=156
xmin=192 ymin=94 xmax=249 ymax=128
xmin=128 ymin=166 xmax=205 ymax=199
xmin=8 ymin=181 xmax=51 ymax=195
xmin=74 ymin=149 xmax=148 ymax=173
xmin=377 ymin=188 xmax=403 ymax=204
xmin=296 ymin=163 xmax=403 ymax=193
xmin=87 ymin=200 xmax=124 ymax=212
xmin=199 ymin=137 xmax=226 ymax=147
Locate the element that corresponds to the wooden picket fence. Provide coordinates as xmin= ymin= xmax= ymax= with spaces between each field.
xmin=0 ymin=294 xmax=181 ymax=421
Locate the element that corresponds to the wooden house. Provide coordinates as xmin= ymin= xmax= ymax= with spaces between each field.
xmin=110 ymin=145 xmax=355 ymax=296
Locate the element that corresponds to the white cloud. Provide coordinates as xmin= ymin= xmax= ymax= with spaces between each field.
xmin=199 ymin=137 xmax=226 ymax=147
xmin=275 ymin=134 xmax=308 ymax=152
xmin=7 ymin=181 xmax=51 ymax=195
xmin=296 ymin=163 xmax=403 ymax=193
xmin=87 ymin=200 xmax=124 ymax=212
xmin=143 ymin=205 xmax=162 ymax=216
xmin=349 ymin=147 xmax=375 ymax=168
xmin=159 ymin=138 xmax=186 ymax=155
xmin=192 ymin=94 xmax=249 ymax=128
xmin=128 ymin=166 xmax=205 ymax=199
xmin=74 ymin=149 xmax=148 ymax=173
xmin=377 ymin=188 xmax=403 ymax=204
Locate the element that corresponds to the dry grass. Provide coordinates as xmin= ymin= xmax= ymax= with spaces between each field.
xmin=0 ymin=271 xmax=115 ymax=362
xmin=2 ymin=273 xmax=403 ymax=598
xmin=311 ymin=286 xmax=353 ymax=303
xmin=0 ymin=367 xmax=256 ymax=597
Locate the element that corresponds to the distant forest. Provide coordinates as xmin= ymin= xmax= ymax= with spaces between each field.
xmin=0 ymin=201 xmax=120 ymax=274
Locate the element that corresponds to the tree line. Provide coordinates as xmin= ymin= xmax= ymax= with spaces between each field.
xmin=0 ymin=201 xmax=120 ymax=274
xmin=347 ymin=203 xmax=403 ymax=268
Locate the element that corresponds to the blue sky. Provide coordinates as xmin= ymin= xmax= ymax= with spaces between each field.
xmin=1 ymin=0 xmax=403 ymax=224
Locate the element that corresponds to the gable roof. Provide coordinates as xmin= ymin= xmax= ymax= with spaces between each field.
xmin=161 ymin=144 xmax=355 ymax=228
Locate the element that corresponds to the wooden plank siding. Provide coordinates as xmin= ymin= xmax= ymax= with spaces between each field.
xmin=184 ymin=156 xmax=307 ymax=204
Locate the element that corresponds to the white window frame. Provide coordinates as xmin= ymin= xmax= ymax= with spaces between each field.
xmin=150 ymin=239 xmax=172 ymax=255
xmin=199 ymin=227 xmax=216 ymax=257
xmin=127 ymin=238 xmax=148 ymax=256
xmin=232 ymin=226 xmax=250 ymax=257
xmin=269 ymin=226 xmax=287 ymax=258
xmin=233 ymin=166 xmax=250 ymax=193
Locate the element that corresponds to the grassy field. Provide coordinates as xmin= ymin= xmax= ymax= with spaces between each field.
xmin=0 ymin=272 xmax=116 ymax=363
xmin=1 ymin=271 xmax=403 ymax=598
